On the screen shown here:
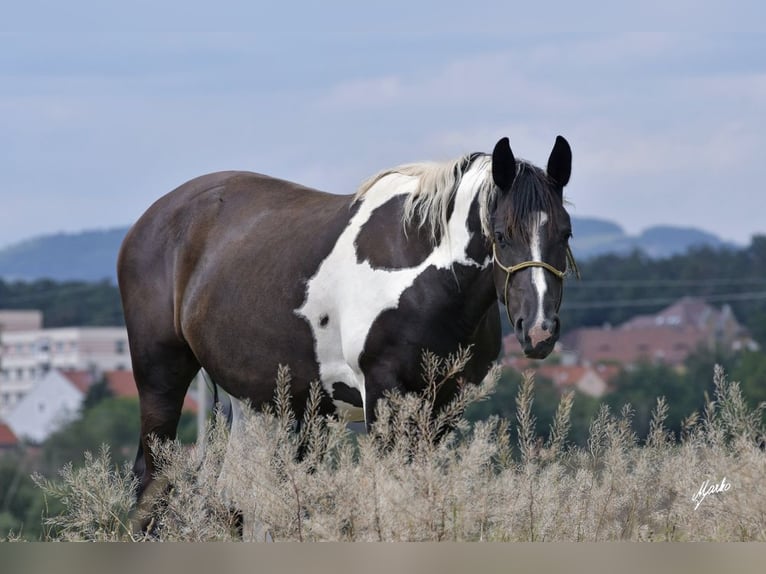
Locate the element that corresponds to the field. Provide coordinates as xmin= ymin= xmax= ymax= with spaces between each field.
xmin=20 ymin=354 xmax=766 ymax=542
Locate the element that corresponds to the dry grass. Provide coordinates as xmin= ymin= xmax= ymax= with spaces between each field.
xmin=31 ymin=357 xmax=766 ymax=542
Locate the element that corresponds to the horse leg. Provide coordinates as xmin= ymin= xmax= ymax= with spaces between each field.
xmin=131 ymin=343 xmax=200 ymax=533
xmin=218 ymin=396 xmax=273 ymax=541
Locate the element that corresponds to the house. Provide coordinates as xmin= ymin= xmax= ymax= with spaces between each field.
xmin=560 ymin=297 xmax=758 ymax=369
xmin=502 ymin=354 xmax=617 ymax=398
xmin=535 ymin=364 xmax=616 ymax=398
xmin=0 ymin=422 xmax=18 ymax=451
xmin=0 ymin=310 xmax=43 ymax=332
xmin=0 ymin=324 xmax=130 ymax=417
xmin=3 ymin=368 xmax=197 ymax=444
xmin=3 ymin=369 xmax=91 ymax=444
xmin=560 ymin=324 xmax=708 ymax=367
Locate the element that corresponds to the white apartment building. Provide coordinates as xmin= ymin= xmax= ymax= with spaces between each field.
xmin=0 ymin=317 xmax=130 ymax=418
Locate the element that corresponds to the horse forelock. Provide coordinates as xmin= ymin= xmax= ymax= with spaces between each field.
xmin=354 ymin=153 xmax=492 ymax=245
xmin=491 ymin=161 xmax=564 ymax=241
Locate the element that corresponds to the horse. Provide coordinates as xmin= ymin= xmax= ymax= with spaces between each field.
xmin=117 ymin=135 xmax=576 ymax=517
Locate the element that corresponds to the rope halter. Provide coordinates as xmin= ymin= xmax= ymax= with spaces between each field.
xmin=492 ymin=242 xmax=580 ymax=328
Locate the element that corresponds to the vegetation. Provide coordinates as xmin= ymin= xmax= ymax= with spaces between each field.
xmin=13 ymin=360 xmax=765 ymax=542
xmin=1 ymin=235 xmax=765 ymax=540
xmin=0 ymin=278 xmax=123 ymax=327
xmin=1 ymin=234 xmax=765 ymax=338
xmin=561 ymin=234 xmax=766 ymax=346
xmin=0 ymin=385 xmax=196 ymax=540
xmin=468 ymin=345 xmax=766 ymax=448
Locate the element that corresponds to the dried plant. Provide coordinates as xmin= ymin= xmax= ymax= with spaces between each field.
xmin=32 ymin=445 xmax=138 ymax=541
xmin=33 ymin=359 xmax=766 ymax=542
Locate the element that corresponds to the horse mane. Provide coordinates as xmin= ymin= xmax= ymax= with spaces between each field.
xmin=354 ymin=153 xmax=558 ymax=244
xmin=354 ymin=152 xmax=491 ymax=244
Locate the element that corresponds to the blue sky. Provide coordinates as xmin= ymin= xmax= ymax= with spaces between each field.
xmin=1 ymin=1 xmax=764 ymax=248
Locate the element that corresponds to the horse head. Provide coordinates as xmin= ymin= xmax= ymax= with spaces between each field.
xmin=488 ymin=135 xmax=574 ymax=359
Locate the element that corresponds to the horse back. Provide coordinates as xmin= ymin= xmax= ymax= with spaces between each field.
xmin=117 ymin=171 xmax=355 ymax=402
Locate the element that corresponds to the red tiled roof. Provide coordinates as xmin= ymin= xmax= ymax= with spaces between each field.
xmin=0 ymin=423 xmax=18 ymax=447
xmin=537 ymin=365 xmax=588 ymax=387
xmin=561 ymin=325 xmax=708 ymax=366
xmin=103 ymin=371 xmax=198 ymax=413
xmin=104 ymin=370 xmax=139 ymax=399
xmin=622 ymin=297 xmax=715 ymax=330
xmin=593 ymin=363 xmax=621 ymax=382
xmin=61 ymin=370 xmax=96 ymax=394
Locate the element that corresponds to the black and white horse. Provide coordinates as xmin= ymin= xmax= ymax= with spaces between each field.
xmin=118 ymin=135 xmax=575 ymax=508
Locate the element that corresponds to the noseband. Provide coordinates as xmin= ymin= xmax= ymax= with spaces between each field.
xmin=492 ymin=242 xmax=580 ymax=328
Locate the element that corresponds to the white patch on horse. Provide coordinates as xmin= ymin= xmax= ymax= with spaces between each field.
xmin=295 ymin=165 xmax=488 ymax=423
xmin=529 ymin=211 xmax=549 ymax=331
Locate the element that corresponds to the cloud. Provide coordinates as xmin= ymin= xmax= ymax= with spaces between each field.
xmin=1 ymin=3 xmax=765 ymax=248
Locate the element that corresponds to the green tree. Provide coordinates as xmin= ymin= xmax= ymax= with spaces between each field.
xmin=0 ymin=278 xmax=124 ymax=327
xmin=0 ymin=450 xmax=59 ymax=540
xmin=605 ymin=362 xmax=707 ymax=440
xmin=80 ymin=377 xmax=114 ymax=411
xmin=731 ymin=350 xmax=766 ymax=422
xmin=466 ymin=369 xmax=600 ymax=447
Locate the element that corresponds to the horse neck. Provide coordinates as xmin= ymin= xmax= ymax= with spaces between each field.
xmin=440 ymin=162 xmax=492 ymax=269
xmin=436 ymin=176 xmax=496 ymax=308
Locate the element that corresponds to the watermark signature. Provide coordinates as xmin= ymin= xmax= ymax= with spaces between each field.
xmin=692 ymin=477 xmax=731 ymax=510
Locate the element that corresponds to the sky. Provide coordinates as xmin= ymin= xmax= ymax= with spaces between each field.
xmin=1 ymin=1 xmax=765 ymax=249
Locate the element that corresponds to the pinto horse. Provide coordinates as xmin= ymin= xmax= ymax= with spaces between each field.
xmin=118 ymin=136 xmax=576 ymax=508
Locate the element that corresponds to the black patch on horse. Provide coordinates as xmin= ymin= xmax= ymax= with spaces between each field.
xmin=332 ymin=381 xmax=363 ymax=407
xmin=355 ymin=195 xmax=438 ymax=269
xmin=359 ymin=262 xmax=500 ymax=420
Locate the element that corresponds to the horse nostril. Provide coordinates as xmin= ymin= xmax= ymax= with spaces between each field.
xmin=515 ymin=318 xmax=524 ymax=333
xmin=545 ymin=316 xmax=560 ymax=334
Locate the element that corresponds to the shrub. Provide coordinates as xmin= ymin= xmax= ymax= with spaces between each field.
xmin=31 ymin=360 xmax=766 ymax=542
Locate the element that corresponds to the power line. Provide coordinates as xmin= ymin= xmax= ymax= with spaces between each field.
xmin=566 ymin=277 xmax=766 ymax=288
xmin=562 ymin=290 xmax=766 ymax=310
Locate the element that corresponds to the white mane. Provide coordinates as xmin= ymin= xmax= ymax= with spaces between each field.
xmin=354 ymin=154 xmax=495 ymax=244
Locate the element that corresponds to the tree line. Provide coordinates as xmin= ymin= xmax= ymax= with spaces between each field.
xmin=560 ymin=234 xmax=766 ymax=346
xmin=2 ymin=235 xmax=764 ymax=343
xmin=466 ymin=345 xmax=766 ymax=449
xmin=2 ymin=235 xmax=765 ymax=538
xmin=0 ymin=279 xmax=124 ymax=327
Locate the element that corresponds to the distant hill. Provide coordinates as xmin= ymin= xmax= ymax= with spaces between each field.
xmin=0 ymin=217 xmax=736 ymax=282
xmin=0 ymin=228 xmax=127 ymax=282
xmin=568 ymin=217 xmax=736 ymax=259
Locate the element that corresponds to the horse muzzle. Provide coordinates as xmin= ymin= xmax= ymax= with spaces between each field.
xmin=515 ymin=315 xmax=560 ymax=359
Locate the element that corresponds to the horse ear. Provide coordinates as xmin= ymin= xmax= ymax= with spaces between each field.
xmin=547 ymin=135 xmax=572 ymax=188
xmin=492 ymin=137 xmax=516 ymax=193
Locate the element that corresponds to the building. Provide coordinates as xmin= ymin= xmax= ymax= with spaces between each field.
xmin=4 ymin=368 xmax=197 ymax=444
xmin=0 ymin=310 xmax=43 ymax=332
xmin=560 ymin=297 xmax=758 ymax=369
xmin=4 ymin=369 xmax=90 ymax=443
xmin=0 ymin=422 xmax=18 ymax=451
xmin=535 ymin=364 xmax=616 ymax=398
xmin=502 ymin=352 xmax=619 ymax=398
xmin=0 ymin=322 xmax=130 ymax=418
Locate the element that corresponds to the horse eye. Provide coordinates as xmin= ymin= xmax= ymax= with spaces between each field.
xmin=494 ymin=231 xmax=508 ymax=244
